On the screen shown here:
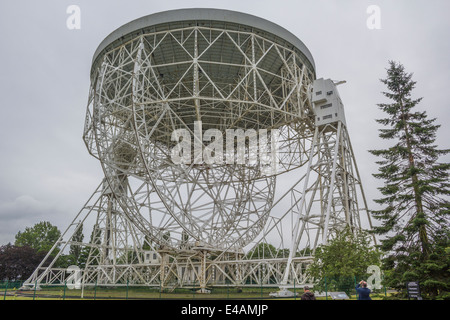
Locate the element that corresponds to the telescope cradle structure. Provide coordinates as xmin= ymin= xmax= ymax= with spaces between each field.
xmin=23 ymin=9 xmax=373 ymax=292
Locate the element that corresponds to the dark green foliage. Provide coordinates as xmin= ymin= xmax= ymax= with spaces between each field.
xmin=0 ymin=244 xmax=49 ymax=280
xmin=14 ymin=221 xmax=61 ymax=254
xmin=13 ymin=221 xmax=73 ymax=269
xmin=246 ymin=243 xmax=289 ymax=259
xmin=78 ymin=225 xmax=102 ymax=269
xmin=370 ymin=61 xmax=450 ymax=299
xmin=307 ymin=228 xmax=381 ymax=294
xmin=67 ymin=223 xmax=84 ymax=266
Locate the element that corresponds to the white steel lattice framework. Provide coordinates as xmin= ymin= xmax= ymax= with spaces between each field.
xmin=23 ymin=9 xmax=374 ymax=292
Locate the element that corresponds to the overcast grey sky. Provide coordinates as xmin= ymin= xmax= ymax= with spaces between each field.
xmin=0 ymin=0 xmax=449 ymax=245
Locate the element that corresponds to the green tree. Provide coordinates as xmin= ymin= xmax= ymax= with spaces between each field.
xmin=68 ymin=223 xmax=84 ymax=265
xmin=78 ymin=225 xmax=102 ymax=269
xmin=0 ymin=244 xmax=49 ymax=280
xmin=14 ymin=221 xmax=74 ymax=268
xmin=369 ymin=61 xmax=450 ymax=298
xmin=307 ymin=228 xmax=381 ymax=294
xmin=246 ymin=243 xmax=289 ymax=259
xmin=15 ymin=221 xmax=61 ymax=254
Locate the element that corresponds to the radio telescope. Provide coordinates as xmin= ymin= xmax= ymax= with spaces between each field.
xmin=24 ymin=9 xmax=374 ymax=292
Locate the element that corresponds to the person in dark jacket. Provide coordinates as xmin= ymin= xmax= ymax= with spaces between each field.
xmin=356 ymin=281 xmax=372 ymax=300
xmin=301 ymin=286 xmax=316 ymax=300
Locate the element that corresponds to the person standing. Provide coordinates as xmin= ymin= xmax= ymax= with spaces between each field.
xmin=301 ymin=286 xmax=316 ymax=300
xmin=356 ymin=280 xmax=372 ymax=300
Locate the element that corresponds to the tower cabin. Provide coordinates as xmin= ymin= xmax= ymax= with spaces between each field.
xmin=312 ymin=78 xmax=347 ymax=127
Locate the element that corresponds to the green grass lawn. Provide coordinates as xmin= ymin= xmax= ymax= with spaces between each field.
xmin=1 ymin=286 xmax=394 ymax=300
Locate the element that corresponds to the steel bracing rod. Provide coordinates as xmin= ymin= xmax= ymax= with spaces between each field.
xmin=212 ymin=168 xmax=311 ymax=262
xmin=249 ymin=163 xmax=318 ymax=253
xmin=79 ymin=194 xmax=155 ymax=294
xmin=280 ymin=126 xmax=319 ymax=285
xmin=278 ymin=120 xmax=368 ymax=284
xmin=22 ymin=182 xmax=104 ymax=287
xmin=89 ymin=77 xmax=182 ymax=270
xmin=122 ymin=37 xmax=197 ymax=244
xmin=94 ymin=45 xmax=199 ymax=246
xmin=137 ymin=36 xmax=235 ymax=244
xmin=345 ymin=127 xmax=376 ymax=244
xmin=98 ymin=27 xmax=310 ymax=117
xmin=128 ymin=45 xmax=203 ymax=244
xmin=339 ymin=128 xmax=351 ymax=228
xmin=322 ymin=121 xmax=342 ymax=244
xmin=193 ymin=28 xmax=201 ymax=123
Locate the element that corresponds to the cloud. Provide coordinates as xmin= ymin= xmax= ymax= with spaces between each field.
xmin=0 ymin=195 xmax=60 ymax=244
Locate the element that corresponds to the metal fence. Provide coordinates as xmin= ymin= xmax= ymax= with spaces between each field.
xmin=1 ymin=277 xmax=388 ymax=300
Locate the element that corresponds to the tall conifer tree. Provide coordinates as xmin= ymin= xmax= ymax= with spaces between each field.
xmin=370 ymin=61 xmax=449 ymax=297
xmin=69 ymin=223 xmax=84 ymax=265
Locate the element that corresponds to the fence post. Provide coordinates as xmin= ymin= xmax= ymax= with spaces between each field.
xmin=63 ymin=281 xmax=67 ymax=300
xmin=3 ymin=280 xmax=8 ymax=300
xmin=33 ymin=280 xmax=37 ymax=300
xmin=325 ymin=277 xmax=328 ymax=300
xmin=126 ymin=279 xmax=129 ymax=300
xmin=260 ymin=280 xmax=263 ymax=299
xmin=293 ymin=279 xmax=296 ymax=300
xmin=94 ymin=279 xmax=97 ymax=300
